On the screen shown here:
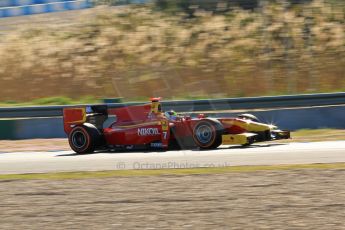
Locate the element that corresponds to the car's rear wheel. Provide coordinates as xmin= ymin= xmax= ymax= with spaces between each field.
xmin=68 ymin=124 xmax=103 ymax=154
xmin=192 ymin=120 xmax=223 ymax=149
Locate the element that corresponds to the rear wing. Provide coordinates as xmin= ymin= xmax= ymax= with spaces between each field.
xmin=63 ymin=105 xmax=108 ymax=134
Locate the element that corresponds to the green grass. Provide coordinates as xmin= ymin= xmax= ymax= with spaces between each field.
xmin=293 ymin=129 xmax=338 ymax=137
xmin=1 ymin=163 xmax=345 ymax=181
xmin=0 ymin=95 xmax=214 ymax=106
xmin=0 ymin=96 xmax=101 ymax=107
xmin=0 ymin=95 xmax=237 ymax=107
xmin=283 ymin=129 xmax=345 ymax=142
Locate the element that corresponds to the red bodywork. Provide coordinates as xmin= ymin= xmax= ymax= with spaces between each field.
xmin=104 ymin=104 xmax=167 ymax=146
xmin=63 ymin=99 xmax=290 ymax=153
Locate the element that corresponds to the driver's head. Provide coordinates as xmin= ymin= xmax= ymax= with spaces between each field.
xmin=164 ymin=110 xmax=178 ymax=121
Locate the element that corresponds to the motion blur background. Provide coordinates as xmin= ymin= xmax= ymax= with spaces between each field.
xmin=0 ymin=0 xmax=344 ymax=103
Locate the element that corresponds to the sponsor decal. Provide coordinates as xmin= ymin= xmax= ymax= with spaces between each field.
xmin=150 ymin=142 xmax=163 ymax=148
xmin=126 ymin=145 xmax=134 ymax=150
xmin=161 ymin=120 xmax=169 ymax=131
xmin=137 ymin=128 xmax=160 ymax=136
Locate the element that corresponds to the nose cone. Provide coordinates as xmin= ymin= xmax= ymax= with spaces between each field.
xmin=244 ymin=120 xmax=276 ymax=132
xmin=268 ymin=124 xmax=278 ymax=130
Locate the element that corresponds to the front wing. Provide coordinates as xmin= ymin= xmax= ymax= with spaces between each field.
xmin=221 ymin=130 xmax=290 ymax=146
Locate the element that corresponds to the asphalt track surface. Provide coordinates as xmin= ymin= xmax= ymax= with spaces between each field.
xmin=1 ymin=141 xmax=345 ymax=174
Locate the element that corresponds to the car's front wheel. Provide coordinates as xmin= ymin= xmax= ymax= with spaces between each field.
xmin=192 ymin=120 xmax=223 ymax=149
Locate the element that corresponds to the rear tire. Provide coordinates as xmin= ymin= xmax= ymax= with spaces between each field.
xmin=68 ymin=124 xmax=103 ymax=154
xmin=192 ymin=120 xmax=223 ymax=149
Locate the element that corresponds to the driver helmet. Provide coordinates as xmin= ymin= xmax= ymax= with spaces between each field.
xmin=164 ymin=110 xmax=178 ymax=121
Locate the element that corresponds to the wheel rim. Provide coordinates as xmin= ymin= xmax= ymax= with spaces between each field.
xmin=71 ymin=130 xmax=87 ymax=149
xmin=195 ymin=124 xmax=213 ymax=144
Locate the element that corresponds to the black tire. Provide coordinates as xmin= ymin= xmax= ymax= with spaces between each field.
xmin=192 ymin=119 xmax=224 ymax=149
xmin=68 ymin=124 xmax=103 ymax=154
xmin=238 ymin=113 xmax=259 ymax=122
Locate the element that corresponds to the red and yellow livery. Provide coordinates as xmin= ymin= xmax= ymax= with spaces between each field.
xmin=63 ymin=98 xmax=290 ymax=154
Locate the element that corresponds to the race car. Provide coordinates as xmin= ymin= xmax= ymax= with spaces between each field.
xmin=63 ymin=98 xmax=290 ymax=154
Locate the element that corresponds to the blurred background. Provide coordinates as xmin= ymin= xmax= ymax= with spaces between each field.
xmin=0 ymin=0 xmax=344 ymax=104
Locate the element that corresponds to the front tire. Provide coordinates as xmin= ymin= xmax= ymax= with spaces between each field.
xmin=68 ymin=124 xmax=103 ymax=154
xmin=192 ymin=120 xmax=223 ymax=149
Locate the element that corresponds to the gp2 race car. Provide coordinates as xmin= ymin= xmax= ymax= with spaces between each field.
xmin=63 ymin=98 xmax=290 ymax=154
